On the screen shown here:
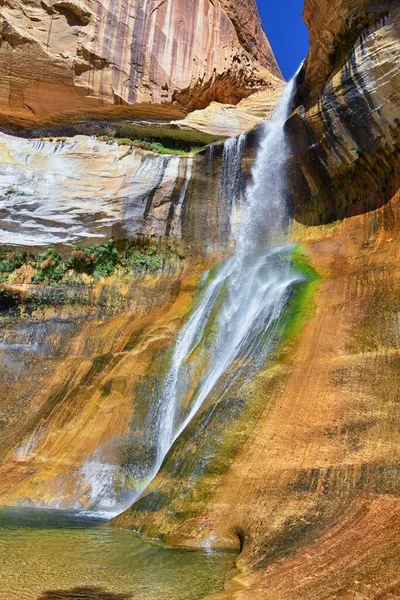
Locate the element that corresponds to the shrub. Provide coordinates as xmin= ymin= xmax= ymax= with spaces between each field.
xmin=97 ymin=134 xmax=204 ymax=155
xmin=0 ymin=240 xmax=167 ymax=287
xmin=68 ymin=239 xmax=121 ymax=279
xmin=34 ymin=249 xmax=66 ymax=283
xmin=124 ymin=247 xmax=163 ymax=274
xmin=0 ymin=249 xmax=25 ymax=281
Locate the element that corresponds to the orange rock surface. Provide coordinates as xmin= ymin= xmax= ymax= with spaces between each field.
xmin=0 ymin=268 xmax=203 ymax=508
xmin=114 ymin=190 xmax=400 ymax=599
xmin=0 ymin=2 xmax=398 ymax=599
xmin=0 ymin=0 xmax=281 ymax=127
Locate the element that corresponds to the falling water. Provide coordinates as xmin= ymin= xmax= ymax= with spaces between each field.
xmin=219 ymin=133 xmax=247 ymax=239
xmin=82 ymin=73 xmax=304 ymax=514
xmin=155 ymin=75 xmax=303 ymax=461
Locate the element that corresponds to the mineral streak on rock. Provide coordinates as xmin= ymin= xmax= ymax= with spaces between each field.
xmin=0 ymin=267 xmax=206 ymax=511
xmin=0 ymin=132 xmax=235 ymax=254
xmin=287 ymin=0 xmax=399 ymax=225
xmin=301 ymin=0 xmax=391 ymax=99
xmin=0 ymin=133 xmax=191 ymax=246
xmin=0 ymin=0 xmax=282 ymax=127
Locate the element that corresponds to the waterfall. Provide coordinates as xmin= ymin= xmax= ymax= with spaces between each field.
xmin=83 ymin=74 xmax=303 ymax=515
xmin=155 ymin=75 xmax=302 ymax=458
xmin=220 ymin=133 xmax=247 ymax=240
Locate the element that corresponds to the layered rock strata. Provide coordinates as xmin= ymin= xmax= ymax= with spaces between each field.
xmin=287 ymin=0 xmax=399 ymax=224
xmin=0 ymin=133 xmax=237 ymax=254
xmin=172 ymin=83 xmax=285 ymax=138
xmin=0 ymin=268 xmax=204 ymax=510
xmin=0 ymin=2 xmax=399 ymax=600
xmin=0 ymin=0 xmax=282 ymax=127
xmin=0 ymin=134 xmax=244 ymax=255
xmin=114 ymin=188 xmax=400 ymax=600
xmin=0 ymin=133 xmax=192 ymax=247
xmin=110 ymin=3 xmax=400 ymax=598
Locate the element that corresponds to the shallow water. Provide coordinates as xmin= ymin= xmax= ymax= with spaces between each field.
xmin=0 ymin=508 xmax=236 ymax=600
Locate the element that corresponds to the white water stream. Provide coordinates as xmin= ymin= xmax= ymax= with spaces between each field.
xmin=156 ymin=74 xmax=302 ymax=459
xmin=82 ymin=73 xmax=304 ymax=515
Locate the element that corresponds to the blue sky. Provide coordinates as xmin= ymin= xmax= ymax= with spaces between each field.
xmin=256 ymin=0 xmax=309 ymax=80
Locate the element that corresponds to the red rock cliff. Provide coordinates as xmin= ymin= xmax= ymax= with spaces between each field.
xmin=0 ymin=0 xmax=282 ymax=127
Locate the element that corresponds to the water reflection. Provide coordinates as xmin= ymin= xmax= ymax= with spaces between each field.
xmin=0 ymin=508 xmax=236 ymax=600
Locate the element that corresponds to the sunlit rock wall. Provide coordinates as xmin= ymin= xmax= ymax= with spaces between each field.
xmin=0 ymin=0 xmax=281 ymax=127
xmin=117 ymin=190 xmax=400 ymax=600
xmin=0 ymin=133 xmax=238 ymax=254
xmin=111 ymin=3 xmax=400 ymax=599
xmin=0 ymin=269 xmax=203 ymax=512
xmin=0 ymin=134 xmax=192 ymax=246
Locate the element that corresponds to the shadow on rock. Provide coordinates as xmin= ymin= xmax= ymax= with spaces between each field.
xmin=37 ymin=586 xmax=132 ymax=600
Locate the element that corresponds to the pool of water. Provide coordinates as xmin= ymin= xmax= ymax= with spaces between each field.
xmin=0 ymin=508 xmax=236 ymax=600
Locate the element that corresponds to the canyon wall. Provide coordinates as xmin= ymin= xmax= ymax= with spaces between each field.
xmin=115 ymin=188 xmax=400 ymax=600
xmin=111 ymin=3 xmax=400 ymax=599
xmin=0 ymin=133 xmax=192 ymax=247
xmin=0 ymin=266 xmax=207 ymax=512
xmin=287 ymin=0 xmax=399 ymax=224
xmin=0 ymin=132 xmax=234 ymax=254
xmin=0 ymin=0 xmax=281 ymax=127
xmin=0 ymin=1 xmax=399 ymax=599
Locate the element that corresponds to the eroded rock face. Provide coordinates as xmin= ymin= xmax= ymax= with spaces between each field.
xmin=0 ymin=269 xmax=202 ymax=511
xmin=301 ymin=0 xmax=377 ymax=98
xmin=0 ymin=0 xmax=281 ymax=127
xmin=0 ymin=132 xmax=239 ymax=254
xmin=0 ymin=134 xmax=192 ymax=246
xmin=287 ymin=1 xmax=399 ymax=225
xmin=109 ymin=3 xmax=400 ymax=598
xmin=172 ymin=84 xmax=285 ymax=138
xmin=0 ymin=2 xmax=399 ymax=599
xmin=113 ymin=192 xmax=400 ymax=600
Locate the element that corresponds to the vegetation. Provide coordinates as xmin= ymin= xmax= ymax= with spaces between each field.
xmin=279 ymin=244 xmax=321 ymax=348
xmin=34 ymin=249 xmax=66 ymax=283
xmin=68 ymin=240 xmax=121 ymax=279
xmin=0 ymin=241 xmax=169 ymax=287
xmin=97 ymin=135 xmax=204 ymax=156
xmin=123 ymin=245 xmax=163 ymax=274
xmin=0 ymin=249 xmax=25 ymax=282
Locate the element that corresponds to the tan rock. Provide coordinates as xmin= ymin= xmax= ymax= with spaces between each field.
xmin=0 ymin=132 xmax=237 ymax=254
xmin=172 ymin=82 xmax=285 ymax=138
xmin=287 ymin=1 xmax=399 ymax=225
xmin=0 ymin=133 xmax=193 ymax=246
xmin=0 ymin=0 xmax=282 ymax=127
xmin=301 ymin=0 xmax=387 ymax=99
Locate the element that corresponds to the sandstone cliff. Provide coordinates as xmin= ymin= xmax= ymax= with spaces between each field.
xmin=287 ymin=0 xmax=399 ymax=224
xmin=109 ymin=3 xmax=400 ymax=599
xmin=0 ymin=132 xmax=234 ymax=254
xmin=0 ymin=2 xmax=399 ymax=600
xmin=0 ymin=0 xmax=281 ymax=127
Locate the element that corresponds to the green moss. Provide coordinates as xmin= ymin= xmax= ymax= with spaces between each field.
xmin=97 ymin=135 xmax=205 ymax=156
xmin=279 ymin=245 xmax=321 ymax=348
xmin=123 ymin=246 xmax=163 ymax=275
